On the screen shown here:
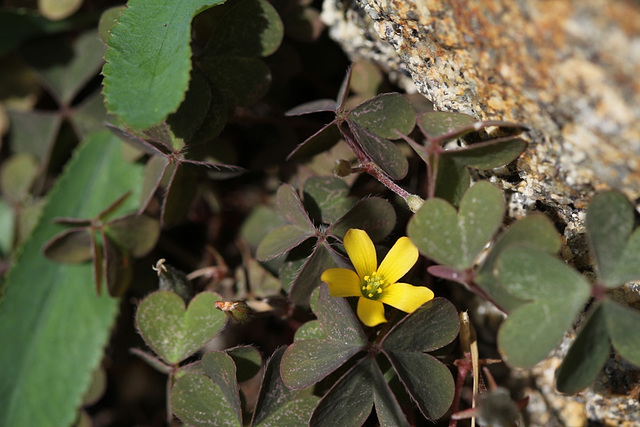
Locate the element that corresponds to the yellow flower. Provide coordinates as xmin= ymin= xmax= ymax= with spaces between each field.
xmin=321 ymin=228 xmax=434 ymax=327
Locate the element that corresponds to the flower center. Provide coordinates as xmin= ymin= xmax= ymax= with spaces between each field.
xmin=361 ymin=273 xmax=385 ymax=300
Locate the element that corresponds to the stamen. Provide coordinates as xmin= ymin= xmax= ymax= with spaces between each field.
xmin=360 ymin=272 xmax=385 ymax=300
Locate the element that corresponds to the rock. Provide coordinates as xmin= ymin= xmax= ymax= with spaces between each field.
xmin=322 ymin=0 xmax=640 ymax=229
xmin=321 ymin=0 xmax=640 ymax=423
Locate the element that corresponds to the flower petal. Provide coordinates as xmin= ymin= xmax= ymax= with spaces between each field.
xmin=377 ymin=236 xmax=418 ymax=284
xmin=344 ymin=228 xmax=377 ymax=280
xmin=380 ymin=282 xmax=434 ymax=313
xmin=321 ymin=268 xmax=361 ymax=297
xmin=357 ymin=297 xmax=387 ymax=327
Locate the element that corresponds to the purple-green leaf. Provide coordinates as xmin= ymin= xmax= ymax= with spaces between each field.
xmin=349 ymin=93 xmax=415 ymax=139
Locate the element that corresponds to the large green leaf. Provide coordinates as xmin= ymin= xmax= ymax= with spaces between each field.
xmin=496 ymin=247 xmax=591 ymax=368
xmin=408 ymin=181 xmax=504 ymax=270
xmin=0 ymin=130 xmax=142 ymax=427
xmin=602 ymin=299 xmax=640 ymax=366
xmin=586 ymin=191 xmax=640 ymax=287
xmin=103 ymin=0 xmax=225 ymax=129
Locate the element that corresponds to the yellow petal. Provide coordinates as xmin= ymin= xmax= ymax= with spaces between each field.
xmin=357 ymin=297 xmax=387 ymax=327
xmin=377 ymin=236 xmax=418 ymax=284
xmin=380 ymin=282 xmax=434 ymax=313
xmin=321 ymin=268 xmax=361 ymax=297
xmin=344 ymin=229 xmax=377 ymax=279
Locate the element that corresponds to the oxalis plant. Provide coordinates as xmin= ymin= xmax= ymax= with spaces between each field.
xmin=1 ymin=0 xmax=639 ymax=426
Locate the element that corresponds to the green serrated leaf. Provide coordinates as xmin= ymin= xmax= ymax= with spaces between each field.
xmin=256 ymin=224 xmax=313 ymax=261
xmin=0 ymin=130 xmax=142 ymax=427
xmin=382 ymin=298 xmax=459 ymax=353
xmin=349 ymin=93 xmax=415 ymax=139
xmin=103 ymin=0 xmax=225 ymax=129
xmin=408 ymin=181 xmax=504 ymax=270
xmin=328 ymin=197 xmax=396 ymax=241
xmin=587 ymin=191 xmax=640 ymax=287
xmin=496 ymin=247 xmax=591 ymax=368
xmin=172 ymin=373 xmax=242 ymax=427
xmin=135 ymin=290 xmax=226 ymax=365
xmin=555 ymin=303 xmax=610 ymax=394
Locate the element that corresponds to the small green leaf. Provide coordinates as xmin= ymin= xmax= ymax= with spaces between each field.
xmin=276 ymin=184 xmax=315 ymax=232
xmin=104 ymin=214 xmax=160 ymax=257
xmin=383 ymin=351 xmax=454 ymax=421
xmin=349 ymin=93 xmax=416 ymax=139
xmin=587 ymin=191 xmax=640 ymax=287
xmin=172 ymin=373 xmax=242 ymax=427
xmin=442 ymin=137 xmax=527 ymax=170
xmin=328 ymin=197 xmax=396 ymax=241
xmin=315 ymin=284 xmax=367 ymax=345
xmin=408 ymin=181 xmax=504 ymax=270
xmin=303 ymin=176 xmax=355 ymax=224
xmin=419 ymin=112 xmax=475 ymax=140
xmin=203 ymin=56 xmax=272 ymax=107
xmin=256 ymin=224 xmax=313 ymax=261
xmin=349 ymin=123 xmax=408 ymax=180
xmin=280 ymin=339 xmax=364 ymax=390
xmin=205 ymin=0 xmax=283 ymax=57
xmin=43 ymin=228 xmax=93 ymax=263
xmin=253 ymin=347 xmax=320 ymax=427
xmin=603 ymin=299 xmax=640 ymax=366
xmin=309 ymin=359 xmax=374 ymax=427
xmin=555 ymin=303 xmax=610 ymax=394
xmin=433 ymin=154 xmax=470 ymax=206
xmin=496 ymin=247 xmax=591 ymax=368
xmin=225 ymin=346 xmax=262 ymax=382
xmin=288 ymin=243 xmax=338 ymax=305
xmin=135 ymin=291 xmax=226 ymax=365
xmin=475 ymin=214 xmax=562 ymax=312
xmin=382 ymin=298 xmax=459 ymax=353
xmin=201 ymin=351 xmax=242 ymax=423
xmin=103 ymin=0 xmax=225 ymax=129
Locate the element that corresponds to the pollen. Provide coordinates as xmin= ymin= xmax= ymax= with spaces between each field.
xmin=361 ymin=273 xmax=385 ymax=300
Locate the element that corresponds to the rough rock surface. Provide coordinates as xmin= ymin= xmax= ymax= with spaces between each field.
xmin=321 ymin=0 xmax=640 ymax=424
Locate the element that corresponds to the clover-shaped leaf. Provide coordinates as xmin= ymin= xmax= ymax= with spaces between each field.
xmin=381 ymin=298 xmax=459 ymax=420
xmin=136 ymin=291 xmax=227 ymax=365
xmin=310 ymin=358 xmax=409 ymax=427
xmin=281 ymin=285 xmax=366 ymax=389
xmin=555 ymin=298 xmax=640 ymax=394
xmin=587 ymin=191 xmax=640 ymax=287
xmin=408 ymin=181 xmax=504 ymax=270
xmin=252 ymin=347 xmax=320 ymax=427
xmin=475 ymin=214 xmax=562 ymax=312
xmin=172 ymin=352 xmax=242 ymax=427
xmin=495 ymin=247 xmax=591 ymax=368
